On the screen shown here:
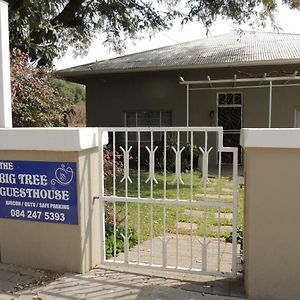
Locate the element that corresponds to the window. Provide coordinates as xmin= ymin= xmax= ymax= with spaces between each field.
xmin=125 ymin=111 xmax=172 ymax=141
xmin=218 ymin=93 xmax=242 ymax=105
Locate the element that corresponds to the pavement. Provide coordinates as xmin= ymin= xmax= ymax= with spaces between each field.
xmin=115 ymin=234 xmax=239 ymax=274
xmin=0 ymin=263 xmax=246 ymax=300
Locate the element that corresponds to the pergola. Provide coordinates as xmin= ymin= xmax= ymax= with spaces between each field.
xmin=179 ymin=73 xmax=300 ymax=128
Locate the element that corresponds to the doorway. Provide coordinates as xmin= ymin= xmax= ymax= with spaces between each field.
xmin=217 ymin=92 xmax=242 ymax=164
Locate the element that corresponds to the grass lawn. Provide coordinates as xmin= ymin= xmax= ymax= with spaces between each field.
xmin=105 ymin=170 xmax=244 ymax=244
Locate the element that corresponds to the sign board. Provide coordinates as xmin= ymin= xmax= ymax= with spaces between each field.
xmin=0 ymin=160 xmax=77 ymax=224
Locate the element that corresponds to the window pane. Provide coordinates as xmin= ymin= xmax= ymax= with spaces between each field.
xmin=126 ymin=112 xmax=136 ymax=127
xmin=153 ymin=132 xmax=161 ymax=142
xmin=218 ymin=94 xmax=226 ymax=105
xmin=126 ymin=111 xmax=172 ymax=141
xmin=141 ymin=132 xmax=150 ymax=141
xmin=161 ymin=112 xmax=172 ymax=126
xmin=234 ymin=93 xmax=242 ymax=104
xmin=147 ymin=112 xmax=160 ymax=127
xmin=218 ymin=107 xmax=241 ymax=130
xmin=226 ymin=93 xmax=234 ymax=104
xmin=137 ymin=112 xmax=148 ymax=126
xmin=128 ymin=132 xmax=137 ymax=141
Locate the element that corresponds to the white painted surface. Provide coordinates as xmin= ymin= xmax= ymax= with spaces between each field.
xmin=240 ymin=128 xmax=300 ymax=148
xmin=0 ymin=0 xmax=12 ymax=128
xmin=0 ymin=128 xmax=108 ymax=151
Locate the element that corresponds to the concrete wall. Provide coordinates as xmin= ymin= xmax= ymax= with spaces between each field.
xmin=0 ymin=128 xmax=104 ymax=273
xmin=241 ymin=129 xmax=300 ymax=300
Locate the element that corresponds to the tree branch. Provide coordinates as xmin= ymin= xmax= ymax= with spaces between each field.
xmin=51 ymin=0 xmax=86 ymax=27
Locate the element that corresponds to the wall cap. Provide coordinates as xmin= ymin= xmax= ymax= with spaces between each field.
xmin=241 ymin=128 xmax=300 ymax=149
xmin=0 ymin=128 xmax=108 ymax=151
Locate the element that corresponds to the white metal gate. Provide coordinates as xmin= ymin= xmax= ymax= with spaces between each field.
xmin=98 ymin=127 xmax=239 ymax=276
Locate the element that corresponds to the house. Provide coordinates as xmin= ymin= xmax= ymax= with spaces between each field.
xmin=57 ymin=31 xmax=300 ymax=163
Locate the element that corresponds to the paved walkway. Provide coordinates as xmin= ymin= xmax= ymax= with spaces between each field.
xmin=0 ymin=263 xmax=246 ymax=300
xmin=114 ymin=234 xmax=240 ymax=274
xmin=0 ymin=263 xmax=59 ymax=299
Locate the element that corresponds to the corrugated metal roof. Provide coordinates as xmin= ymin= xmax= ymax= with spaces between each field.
xmin=57 ymin=31 xmax=300 ymax=77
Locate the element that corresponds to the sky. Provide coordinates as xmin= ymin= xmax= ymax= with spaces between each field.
xmin=54 ymin=2 xmax=300 ymax=70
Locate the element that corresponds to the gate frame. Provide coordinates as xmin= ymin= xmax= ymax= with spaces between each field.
xmin=98 ymin=127 xmax=239 ymax=277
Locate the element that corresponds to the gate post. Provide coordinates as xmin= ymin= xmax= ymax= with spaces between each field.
xmin=98 ymin=129 xmax=106 ymax=263
xmin=0 ymin=128 xmax=107 ymax=273
xmin=241 ymin=128 xmax=300 ymax=300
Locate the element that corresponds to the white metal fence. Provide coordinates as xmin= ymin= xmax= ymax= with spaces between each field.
xmin=98 ymin=127 xmax=239 ymax=276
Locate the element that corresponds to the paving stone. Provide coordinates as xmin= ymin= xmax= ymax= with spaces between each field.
xmin=177 ymin=222 xmax=198 ymax=230
xmin=220 ymin=188 xmax=233 ymax=193
xmin=0 ymin=264 xmax=44 ymax=278
xmin=0 ymin=280 xmax=16 ymax=292
xmin=180 ymin=282 xmax=214 ymax=294
xmin=0 ymin=292 xmax=17 ymax=300
xmin=195 ymin=194 xmax=233 ymax=200
xmin=214 ymin=212 xmax=233 ymax=220
xmin=210 ymin=225 xmax=232 ymax=233
xmin=183 ymin=209 xmax=205 ymax=217
xmin=212 ymin=279 xmax=231 ymax=296
xmin=0 ymin=270 xmax=16 ymax=282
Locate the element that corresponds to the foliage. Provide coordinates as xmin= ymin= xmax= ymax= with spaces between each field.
xmin=128 ymin=134 xmax=201 ymax=172
xmin=54 ymin=80 xmax=85 ymax=103
xmin=67 ymin=101 xmax=86 ymax=127
xmin=103 ymin=146 xmax=123 ymax=180
xmin=105 ymin=227 xmax=138 ymax=259
xmin=11 ymin=50 xmax=73 ymax=127
xmin=225 ymin=226 xmax=243 ymax=250
xmin=8 ymin=0 xmax=179 ymax=66
xmin=103 ymin=148 xmax=137 ymax=259
xmin=8 ymin=0 xmax=300 ymax=66
xmin=156 ymin=143 xmax=201 ymax=172
xmin=183 ymin=0 xmax=277 ymax=31
xmin=105 ymin=203 xmax=138 ymax=259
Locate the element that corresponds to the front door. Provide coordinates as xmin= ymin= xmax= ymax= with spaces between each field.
xmin=217 ymin=92 xmax=242 ymax=164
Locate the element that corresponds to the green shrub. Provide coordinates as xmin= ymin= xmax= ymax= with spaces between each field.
xmin=104 ymin=203 xmax=138 ymax=259
xmin=225 ymin=226 xmax=243 ymax=250
xmin=106 ymin=227 xmax=138 ymax=259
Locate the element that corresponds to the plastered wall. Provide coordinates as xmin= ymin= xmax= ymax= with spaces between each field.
xmin=84 ymin=64 xmax=300 ymax=129
xmin=0 ymin=147 xmax=100 ymax=273
xmin=244 ymin=147 xmax=300 ymax=299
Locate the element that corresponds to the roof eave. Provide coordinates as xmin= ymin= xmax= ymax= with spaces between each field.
xmin=56 ymin=59 xmax=300 ymax=80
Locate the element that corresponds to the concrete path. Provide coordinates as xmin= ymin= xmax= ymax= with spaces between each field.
xmin=0 ymin=263 xmax=59 ymax=299
xmin=115 ymin=234 xmax=241 ymax=274
xmin=1 ymin=264 xmax=246 ymax=300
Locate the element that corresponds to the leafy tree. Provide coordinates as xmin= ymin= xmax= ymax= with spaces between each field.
xmin=54 ymin=79 xmax=85 ymax=103
xmin=11 ymin=50 xmax=73 ymax=127
xmin=8 ymin=0 xmax=179 ymax=66
xmin=7 ymin=0 xmax=300 ymax=67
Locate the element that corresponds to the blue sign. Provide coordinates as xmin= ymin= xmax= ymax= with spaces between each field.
xmin=0 ymin=160 xmax=77 ymax=224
